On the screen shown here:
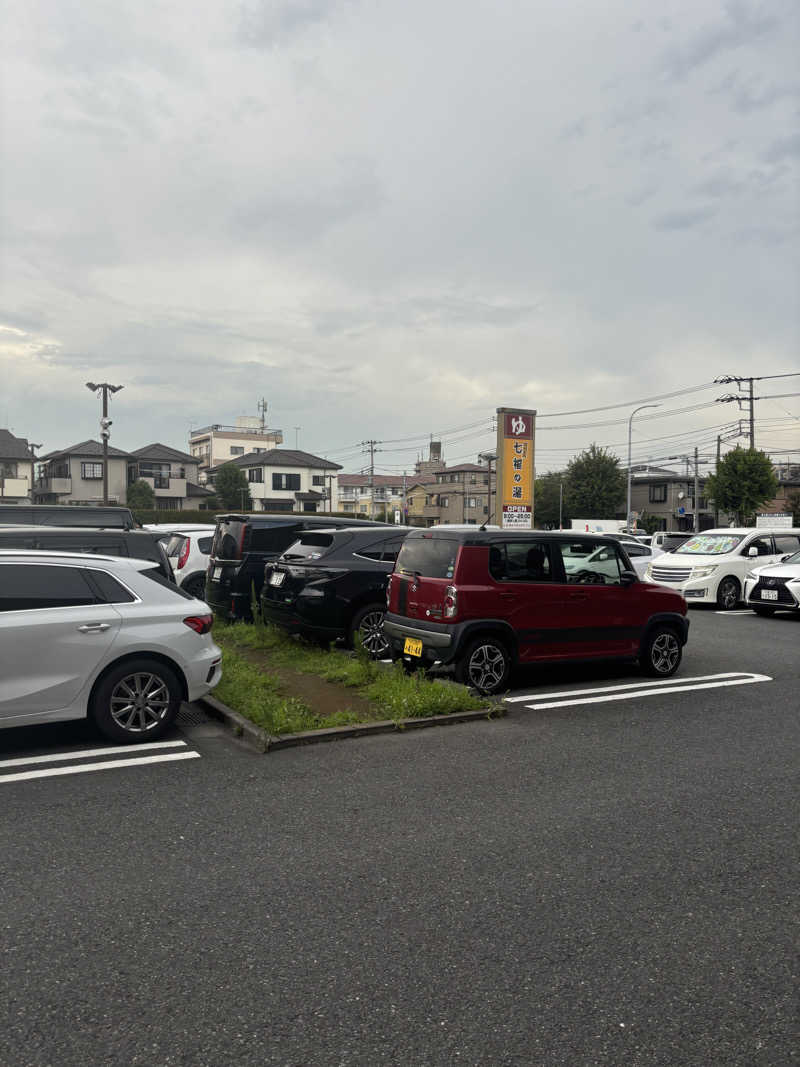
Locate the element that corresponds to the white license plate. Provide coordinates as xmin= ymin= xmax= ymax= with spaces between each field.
xmin=212 ymin=566 xmax=223 ymax=580
xmin=269 ymin=570 xmax=285 ymax=587
xmin=760 ymin=589 xmax=778 ymax=601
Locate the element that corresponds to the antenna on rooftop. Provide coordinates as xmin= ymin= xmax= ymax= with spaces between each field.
xmin=257 ymin=397 xmax=268 ymax=431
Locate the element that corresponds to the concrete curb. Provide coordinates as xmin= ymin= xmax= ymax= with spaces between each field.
xmin=196 ymin=694 xmax=505 ymax=753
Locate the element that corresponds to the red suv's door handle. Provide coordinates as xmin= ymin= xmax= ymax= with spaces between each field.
xmin=568 ymin=592 xmax=588 ymax=600
xmin=499 ymin=592 xmax=517 ymax=600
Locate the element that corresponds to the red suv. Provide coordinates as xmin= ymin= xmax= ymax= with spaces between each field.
xmin=384 ymin=529 xmax=689 ymax=693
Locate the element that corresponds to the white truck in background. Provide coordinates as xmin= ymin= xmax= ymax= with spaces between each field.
xmin=570 ymin=519 xmax=628 ymax=534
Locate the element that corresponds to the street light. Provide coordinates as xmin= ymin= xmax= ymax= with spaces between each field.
xmin=86 ymin=382 xmax=124 ymax=505
xmin=627 ymin=403 xmax=660 ymax=531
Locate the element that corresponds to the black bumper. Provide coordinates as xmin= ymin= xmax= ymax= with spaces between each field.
xmin=383 ymin=613 xmax=462 ymax=667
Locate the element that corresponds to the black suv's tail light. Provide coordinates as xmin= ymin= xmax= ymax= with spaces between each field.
xmin=183 ymin=614 xmax=213 ymax=634
xmin=444 ymin=585 xmax=457 ymax=618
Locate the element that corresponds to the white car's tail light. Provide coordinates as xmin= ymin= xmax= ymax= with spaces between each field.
xmin=183 ymin=614 xmax=213 ymax=634
xmin=444 ymin=585 xmax=457 ymax=618
xmin=177 ymin=537 xmax=191 ymax=570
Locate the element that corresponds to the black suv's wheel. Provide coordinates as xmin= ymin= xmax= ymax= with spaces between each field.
xmin=91 ymin=659 xmax=182 ymax=743
xmin=349 ymin=604 xmax=389 ymax=658
xmin=716 ymin=576 xmax=741 ymax=610
xmin=181 ymin=573 xmax=207 ymax=600
xmin=640 ymin=627 xmax=682 ymax=677
xmin=455 ymin=636 xmax=511 ymax=694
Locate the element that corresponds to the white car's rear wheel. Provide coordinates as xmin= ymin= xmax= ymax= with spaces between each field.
xmin=91 ymin=659 xmax=182 ymax=743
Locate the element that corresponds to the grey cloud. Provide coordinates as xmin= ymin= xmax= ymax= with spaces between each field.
xmin=692 ymin=171 xmax=743 ymax=198
xmin=711 ymin=69 xmax=798 ymax=112
xmin=625 ymin=185 xmax=658 ymax=207
xmin=661 ymin=2 xmax=780 ymax=80
xmin=762 ymin=133 xmax=800 ymax=162
xmin=238 ymin=0 xmax=344 ymax=47
xmin=652 ymin=206 xmax=717 ymax=230
xmin=559 ymin=117 xmax=590 ymax=141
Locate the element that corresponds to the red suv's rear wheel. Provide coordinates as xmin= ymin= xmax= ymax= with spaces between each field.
xmin=455 ymin=636 xmax=511 ymax=695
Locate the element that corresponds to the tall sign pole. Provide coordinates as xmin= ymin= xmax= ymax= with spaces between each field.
xmin=495 ymin=407 xmax=536 ymax=529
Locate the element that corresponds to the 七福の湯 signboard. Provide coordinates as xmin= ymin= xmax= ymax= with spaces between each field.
xmin=496 ymin=407 xmax=536 ymax=530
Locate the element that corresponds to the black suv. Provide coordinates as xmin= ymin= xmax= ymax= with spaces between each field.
xmin=205 ymin=513 xmax=391 ymax=621
xmin=260 ymin=527 xmax=411 ymax=654
xmin=0 ymin=526 xmax=174 ymax=582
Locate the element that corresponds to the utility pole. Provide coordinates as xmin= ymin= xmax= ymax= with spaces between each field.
xmin=714 ymin=373 xmax=800 ymax=449
xmin=360 ymin=440 xmax=380 ymax=519
xmin=748 ymin=378 xmax=755 ymax=447
xmin=559 ymin=480 xmax=563 ymax=531
xmin=86 ymin=382 xmax=123 ymax=506
xmin=627 ymin=403 xmax=660 ymax=532
xmin=715 ymin=435 xmax=721 ymax=527
xmin=694 ymin=446 xmax=700 ymax=533
xmin=402 ymin=471 xmax=407 ymax=525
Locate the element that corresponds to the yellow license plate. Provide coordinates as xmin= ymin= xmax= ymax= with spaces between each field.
xmin=404 ymin=637 xmax=423 ymax=657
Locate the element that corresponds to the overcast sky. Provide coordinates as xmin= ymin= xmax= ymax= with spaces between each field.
xmin=1 ymin=0 xmax=798 ymax=473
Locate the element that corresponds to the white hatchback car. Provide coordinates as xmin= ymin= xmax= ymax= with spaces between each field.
xmin=161 ymin=526 xmax=216 ymax=598
xmin=0 ymin=550 xmax=222 ymax=742
xmin=643 ymin=528 xmax=800 ymax=609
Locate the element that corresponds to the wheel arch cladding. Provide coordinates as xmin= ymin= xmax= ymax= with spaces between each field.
xmin=457 ymin=622 xmax=518 ymax=662
xmin=639 ymin=614 xmax=687 ymax=657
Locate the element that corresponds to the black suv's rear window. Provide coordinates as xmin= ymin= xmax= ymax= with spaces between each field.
xmin=213 ymin=521 xmax=246 ymax=560
xmin=396 ymin=538 xmax=459 ymax=579
xmin=282 ymin=533 xmax=336 ymax=560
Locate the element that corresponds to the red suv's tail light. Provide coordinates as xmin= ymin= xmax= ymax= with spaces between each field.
xmin=444 ymin=585 xmax=457 ymax=618
xmin=183 ymin=614 xmax=213 ymax=634
xmin=177 ymin=536 xmax=191 ymax=570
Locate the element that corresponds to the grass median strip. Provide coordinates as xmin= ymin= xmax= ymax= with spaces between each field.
xmin=212 ymin=620 xmax=486 ymax=733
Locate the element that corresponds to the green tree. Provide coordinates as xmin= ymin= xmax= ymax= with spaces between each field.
xmin=705 ymin=447 xmax=778 ymax=525
xmin=213 ymin=464 xmax=252 ymax=510
xmin=787 ymin=489 xmax=800 ymax=526
xmin=565 ymin=444 xmax=626 ymax=519
xmin=534 ymin=470 xmax=569 ymax=528
xmin=126 ymin=479 xmax=156 ymax=511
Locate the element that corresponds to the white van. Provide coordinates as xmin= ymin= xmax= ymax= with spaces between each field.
xmin=643 ymin=527 xmax=800 ymax=609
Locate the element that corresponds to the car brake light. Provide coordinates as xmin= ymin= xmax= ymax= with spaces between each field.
xmin=444 ymin=585 xmax=457 ymax=618
xmin=177 ymin=537 xmax=191 ymax=570
xmin=183 ymin=614 xmax=213 ymax=634
xmin=386 ymin=574 xmax=392 ymax=608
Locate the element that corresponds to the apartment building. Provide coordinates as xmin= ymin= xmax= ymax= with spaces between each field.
xmin=189 ymin=416 xmax=283 ymax=476
xmin=35 ymin=440 xmax=133 ymax=505
xmin=208 ymin=449 xmax=341 ymax=513
xmin=629 ymin=465 xmax=718 ymax=531
xmin=403 ymin=464 xmax=491 ymax=526
xmin=0 ymin=429 xmax=36 ymax=504
xmin=129 ymin=443 xmax=213 ymax=511
xmin=337 ymin=474 xmax=410 ymax=521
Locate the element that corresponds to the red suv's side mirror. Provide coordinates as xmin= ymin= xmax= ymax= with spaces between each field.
xmin=620 ymin=569 xmax=638 ymax=586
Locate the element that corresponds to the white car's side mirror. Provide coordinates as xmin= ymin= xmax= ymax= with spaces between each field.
xmin=747 ymin=546 xmax=759 ymax=557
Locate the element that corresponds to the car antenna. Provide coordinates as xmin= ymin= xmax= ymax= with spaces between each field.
xmin=479 ymin=520 xmax=488 ymax=531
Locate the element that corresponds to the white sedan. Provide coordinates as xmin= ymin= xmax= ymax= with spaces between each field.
xmin=744 ymin=549 xmax=800 ymax=616
xmin=0 ymin=550 xmax=222 ymax=742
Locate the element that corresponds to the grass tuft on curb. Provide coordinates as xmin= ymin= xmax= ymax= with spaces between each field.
xmin=213 ymin=619 xmax=485 ymax=730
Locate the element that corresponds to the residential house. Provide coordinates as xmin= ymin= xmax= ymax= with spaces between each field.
xmin=405 ymin=463 xmax=491 ymax=526
xmin=35 ymin=440 xmax=133 ymax=505
xmin=337 ymin=474 xmax=410 ymax=521
xmin=0 ymin=428 xmax=36 ymax=504
xmin=129 ymin=443 xmax=213 ymax=511
xmin=208 ymin=449 xmax=341 ymax=513
xmin=189 ymin=415 xmax=283 ymax=476
xmin=403 ymin=476 xmax=438 ymax=526
xmin=759 ymin=462 xmax=800 ymax=521
xmin=629 ymin=464 xmax=720 ymax=531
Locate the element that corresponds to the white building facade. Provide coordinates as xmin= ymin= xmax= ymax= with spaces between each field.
xmin=208 ymin=449 xmax=341 ymax=513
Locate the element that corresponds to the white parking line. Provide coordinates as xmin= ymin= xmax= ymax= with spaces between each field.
xmin=511 ymin=672 xmax=771 ymax=712
xmin=0 ymin=750 xmax=201 ymax=784
xmin=0 ymin=739 xmax=188 ymax=769
xmin=505 ymin=672 xmax=759 ymax=703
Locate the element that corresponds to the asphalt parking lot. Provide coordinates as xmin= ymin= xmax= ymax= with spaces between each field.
xmin=2 ymin=607 xmax=798 ymax=1066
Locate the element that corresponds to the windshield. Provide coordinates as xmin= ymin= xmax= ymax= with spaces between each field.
xmin=396 ymin=537 xmax=459 ymax=579
xmin=676 ymin=534 xmax=744 ymax=555
xmin=783 ymin=550 xmax=800 ymax=565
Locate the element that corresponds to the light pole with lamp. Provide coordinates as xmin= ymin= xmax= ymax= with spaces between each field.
xmin=627 ymin=403 xmax=660 ymax=532
xmin=86 ymin=382 xmax=124 ymax=506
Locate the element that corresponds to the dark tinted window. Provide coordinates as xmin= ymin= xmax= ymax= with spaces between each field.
xmin=489 ymin=541 xmax=553 ymax=582
xmin=249 ymin=525 xmax=300 ymax=553
xmin=86 ymin=569 xmax=136 ymax=604
xmin=213 ymin=521 xmax=246 ymax=560
xmin=378 ymin=538 xmax=407 ymax=563
xmin=141 ymin=568 xmax=195 ymax=599
xmin=38 ymin=535 xmax=128 ymax=557
xmin=197 ymin=537 xmax=213 ymax=554
xmin=0 ymin=564 xmax=97 ymax=611
xmin=282 ymin=533 xmax=336 ymax=560
xmin=623 ymin=542 xmax=650 ymax=557
xmin=396 ymin=537 xmax=459 ymax=579
xmin=774 ymin=535 xmax=800 ymax=555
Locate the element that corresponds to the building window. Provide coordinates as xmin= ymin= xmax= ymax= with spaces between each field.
xmin=408 ymin=497 xmax=414 ymax=508
xmin=649 ymin=484 xmax=667 ymax=503
xmin=247 ymin=468 xmax=263 ymax=483
xmin=272 ymin=473 xmax=301 ymax=491
xmin=312 ymin=475 xmax=325 ymax=486
xmin=81 ymin=462 xmax=103 ymax=480
xmin=0 ymin=462 xmax=18 ymax=478
xmin=442 ymin=497 xmax=449 ymax=507
xmin=468 ymin=497 xmax=477 ymax=508
xmin=230 ymin=446 xmax=245 ymax=455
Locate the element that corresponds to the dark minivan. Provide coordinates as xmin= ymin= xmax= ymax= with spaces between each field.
xmin=0 ymin=504 xmax=134 ymax=529
xmin=0 ymin=526 xmax=174 ymax=582
xmin=205 ymin=513 xmax=391 ymax=621
xmin=261 ymin=527 xmax=412 ymax=654
xmin=383 ymin=528 xmax=689 ymax=693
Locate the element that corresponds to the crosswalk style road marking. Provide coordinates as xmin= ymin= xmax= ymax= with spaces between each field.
xmin=0 ymin=739 xmax=200 ymax=785
xmin=506 ymin=672 xmax=772 ymax=711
